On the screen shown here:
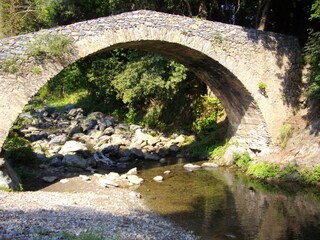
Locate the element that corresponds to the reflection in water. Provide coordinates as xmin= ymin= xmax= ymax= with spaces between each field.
xmin=137 ymin=159 xmax=320 ymax=240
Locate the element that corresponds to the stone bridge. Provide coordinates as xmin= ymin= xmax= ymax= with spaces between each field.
xmin=0 ymin=10 xmax=301 ymax=152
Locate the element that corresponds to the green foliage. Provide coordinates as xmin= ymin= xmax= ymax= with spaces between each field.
xmin=305 ymin=30 xmax=320 ymax=99
xmin=310 ymin=0 xmax=320 ymax=20
xmin=31 ymin=65 xmax=42 ymax=75
xmin=300 ymin=166 xmax=320 ymax=184
xmin=26 ymin=33 xmax=72 ymax=59
xmin=247 ymin=163 xmax=280 ymax=179
xmin=193 ymin=96 xmax=224 ymax=133
xmin=234 ymin=151 xmax=252 ymax=169
xmin=258 ymin=82 xmax=267 ymax=94
xmin=3 ymin=132 xmax=36 ymax=165
xmin=0 ymin=58 xmax=22 ymax=74
xmin=278 ymin=124 xmax=294 ymax=148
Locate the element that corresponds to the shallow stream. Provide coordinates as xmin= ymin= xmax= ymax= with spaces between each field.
xmin=138 ymin=159 xmax=320 ymax=240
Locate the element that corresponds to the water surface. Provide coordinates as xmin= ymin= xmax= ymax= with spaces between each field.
xmin=138 ymin=159 xmax=320 ymax=240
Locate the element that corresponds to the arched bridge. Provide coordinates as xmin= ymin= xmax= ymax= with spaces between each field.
xmin=0 ymin=10 xmax=301 ymax=152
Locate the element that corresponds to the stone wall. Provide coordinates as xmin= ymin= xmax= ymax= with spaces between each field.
xmin=0 ymin=10 xmax=301 ymax=152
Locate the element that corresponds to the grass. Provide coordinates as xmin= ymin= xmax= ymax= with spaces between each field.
xmin=26 ymin=33 xmax=72 ymax=59
xmin=278 ymin=124 xmax=294 ymax=148
xmin=247 ymin=163 xmax=280 ymax=179
xmin=300 ymin=166 xmax=320 ymax=184
xmin=234 ymin=151 xmax=252 ymax=169
xmin=0 ymin=57 xmax=22 ymax=74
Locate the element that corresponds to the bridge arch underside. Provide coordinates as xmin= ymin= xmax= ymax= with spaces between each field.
xmin=96 ymin=40 xmax=270 ymax=150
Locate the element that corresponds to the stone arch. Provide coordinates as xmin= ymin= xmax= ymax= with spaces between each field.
xmin=0 ymin=10 xmax=301 ymax=152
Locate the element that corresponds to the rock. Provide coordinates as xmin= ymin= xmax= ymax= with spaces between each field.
xmin=127 ymin=167 xmax=138 ymax=175
xmin=79 ymin=175 xmax=91 ymax=181
xmin=49 ymin=134 xmax=67 ymax=146
xmin=129 ymin=191 xmax=141 ymax=199
xmin=172 ymin=135 xmax=186 ymax=144
xmin=36 ymin=153 xmax=47 ymax=162
xmin=50 ymin=157 xmax=62 ymax=167
xmin=42 ymin=176 xmax=58 ymax=183
xmin=127 ymin=175 xmax=144 ymax=185
xmin=169 ymin=144 xmax=180 ymax=153
xmin=146 ymin=135 xmax=160 ymax=146
xmin=60 ymin=179 xmax=69 ymax=183
xmin=184 ymin=163 xmax=201 ymax=171
xmin=68 ymin=125 xmax=83 ymax=137
xmin=223 ymin=145 xmax=246 ymax=166
xmin=153 ymin=176 xmax=164 ymax=182
xmin=103 ymin=127 xmax=115 ymax=136
xmin=130 ymin=148 xmax=144 ymax=158
xmin=62 ymin=154 xmax=89 ymax=169
xmin=0 ymin=158 xmax=21 ymax=190
xmin=101 ymin=144 xmax=120 ymax=154
xmin=158 ymin=148 xmax=169 ymax=157
xmin=129 ymin=124 xmax=141 ymax=132
xmin=64 ymin=104 xmax=76 ymax=112
xmin=144 ymin=153 xmax=160 ymax=161
xmin=201 ymin=162 xmax=219 ymax=168
xmin=164 ymin=170 xmax=171 ymax=174
xmin=107 ymin=172 xmax=121 ymax=179
xmin=118 ymin=156 xmax=131 ymax=162
xmin=118 ymin=149 xmax=131 ymax=158
xmin=28 ymin=131 xmax=48 ymax=142
xmin=99 ymin=178 xmax=119 ymax=187
xmin=159 ymin=158 xmax=167 ymax=164
xmin=68 ymin=108 xmax=83 ymax=117
xmin=82 ymin=118 xmax=98 ymax=132
xmin=111 ymin=134 xmax=130 ymax=146
xmin=59 ymin=141 xmax=88 ymax=154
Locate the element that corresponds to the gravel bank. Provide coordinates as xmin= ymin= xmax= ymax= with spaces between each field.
xmin=0 ymin=189 xmax=197 ymax=240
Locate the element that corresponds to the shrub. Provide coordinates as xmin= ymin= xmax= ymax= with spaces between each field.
xmin=3 ymin=132 xmax=36 ymax=165
xmin=278 ymin=124 xmax=294 ymax=148
xmin=300 ymin=166 xmax=320 ymax=184
xmin=193 ymin=96 xmax=224 ymax=133
xmin=26 ymin=33 xmax=72 ymax=58
xmin=0 ymin=58 xmax=22 ymax=74
xmin=247 ymin=163 xmax=280 ymax=179
xmin=258 ymin=82 xmax=267 ymax=94
xmin=234 ymin=151 xmax=252 ymax=169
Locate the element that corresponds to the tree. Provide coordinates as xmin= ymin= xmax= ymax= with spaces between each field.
xmin=0 ymin=0 xmax=53 ymax=38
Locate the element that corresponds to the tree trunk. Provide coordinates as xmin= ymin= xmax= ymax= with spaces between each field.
xmin=256 ymin=0 xmax=272 ymax=31
xmin=183 ymin=0 xmax=192 ymax=17
xmin=198 ymin=0 xmax=207 ymax=19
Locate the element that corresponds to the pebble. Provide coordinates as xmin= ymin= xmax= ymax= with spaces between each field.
xmin=153 ymin=176 xmax=164 ymax=182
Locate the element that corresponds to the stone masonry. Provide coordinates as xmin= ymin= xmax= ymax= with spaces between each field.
xmin=0 ymin=10 xmax=301 ymax=152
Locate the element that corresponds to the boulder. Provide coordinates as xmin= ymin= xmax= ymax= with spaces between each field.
xmin=42 ymin=176 xmax=58 ymax=183
xmin=223 ymin=145 xmax=246 ymax=166
xmin=127 ymin=175 xmax=144 ymax=185
xmin=62 ymin=154 xmax=89 ymax=169
xmin=0 ymin=158 xmax=21 ymax=190
xmin=144 ymin=153 xmax=160 ymax=161
xmin=201 ymin=162 xmax=219 ymax=168
xmin=184 ymin=163 xmax=201 ymax=171
xmin=130 ymin=148 xmax=144 ymax=158
xmin=49 ymin=134 xmax=67 ymax=146
xmin=59 ymin=141 xmax=88 ymax=154
xmin=127 ymin=167 xmax=138 ymax=175
xmin=153 ymin=176 xmax=164 ymax=182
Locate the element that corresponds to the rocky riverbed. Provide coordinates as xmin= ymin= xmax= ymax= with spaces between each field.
xmin=14 ymin=104 xmax=191 ymax=187
xmin=0 ymin=188 xmax=198 ymax=240
xmin=0 ymin=104 xmax=202 ymax=239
